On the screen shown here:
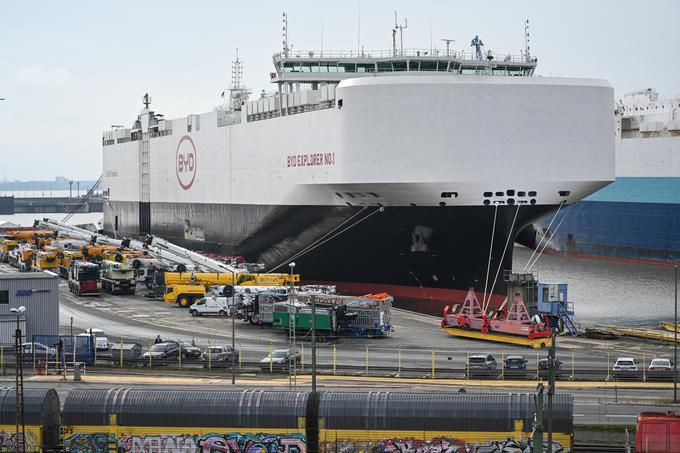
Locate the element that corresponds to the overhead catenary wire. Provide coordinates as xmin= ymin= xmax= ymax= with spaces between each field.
xmin=481 ymin=203 xmax=499 ymax=309
xmin=267 ymin=205 xmax=383 ymax=273
xmin=483 ymin=204 xmax=520 ymax=313
xmin=522 ymin=201 xmax=565 ymax=272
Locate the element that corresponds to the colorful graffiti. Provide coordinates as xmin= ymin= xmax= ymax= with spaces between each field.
xmin=0 ymin=430 xmax=38 ymax=452
xmin=64 ymin=432 xmax=305 ymax=453
xmin=322 ymin=437 xmax=566 ymax=453
xmin=64 ymin=432 xmax=117 ymax=453
xmin=198 ymin=433 xmax=306 ymax=453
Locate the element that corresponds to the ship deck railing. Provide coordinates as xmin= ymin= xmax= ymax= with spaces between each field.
xmin=274 ymin=48 xmax=533 ymax=64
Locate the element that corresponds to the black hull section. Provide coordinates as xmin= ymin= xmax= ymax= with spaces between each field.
xmin=105 ymin=201 xmax=555 ymax=314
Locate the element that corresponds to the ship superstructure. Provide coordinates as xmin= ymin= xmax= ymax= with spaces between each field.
xmin=532 ymin=88 xmax=680 ymax=262
xmin=102 ymin=18 xmax=614 ymax=314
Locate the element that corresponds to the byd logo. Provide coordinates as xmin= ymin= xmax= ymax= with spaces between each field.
xmin=176 ymin=135 xmax=197 ymax=190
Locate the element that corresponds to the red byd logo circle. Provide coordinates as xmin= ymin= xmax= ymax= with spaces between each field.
xmin=176 ymin=135 xmax=197 ymax=190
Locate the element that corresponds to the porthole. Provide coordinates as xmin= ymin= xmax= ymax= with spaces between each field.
xmin=528 ymin=191 xmax=537 ymax=197
xmin=483 ymin=191 xmax=492 ymax=197
xmin=483 ymin=199 xmax=491 ymax=206
xmin=517 ymin=191 xmax=526 ymax=197
xmin=530 ymin=199 xmax=536 ymax=205
xmin=506 ymin=190 xmax=515 ymax=196
xmin=495 ymin=191 xmax=504 ymax=196
xmin=439 ymin=201 xmax=446 ymax=207
xmin=507 ymin=198 xmax=515 ymax=205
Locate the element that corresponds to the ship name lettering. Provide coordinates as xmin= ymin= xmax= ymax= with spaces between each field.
xmin=287 ymin=152 xmax=335 ymax=167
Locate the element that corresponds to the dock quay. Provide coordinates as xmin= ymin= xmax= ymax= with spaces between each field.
xmin=0 ymin=195 xmax=103 ymax=214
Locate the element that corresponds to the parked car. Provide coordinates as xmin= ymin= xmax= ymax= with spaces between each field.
xmin=538 ymin=357 xmax=562 ymax=371
xmin=109 ymin=343 xmax=143 ymax=362
xmin=467 ymin=354 xmax=497 ymax=370
xmin=648 ymin=358 xmax=673 ymax=372
xmin=20 ymin=342 xmax=56 ymax=361
xmin=504 ymin=355 xmax=528 ymax=371
xmin=201 ymin=346 xmax=239 ymax=367
xmin=259 ymin=349 xmax=300 ymax=371
xmin=613 ymin=357 xmax=638 ymax=372
xmin=142 ymin=341 xmax=180 ymax=361
xmin=77 ymin=328 xmax=110 ymax=351
xmin=179 ymin=341 xmax=201 ymax=359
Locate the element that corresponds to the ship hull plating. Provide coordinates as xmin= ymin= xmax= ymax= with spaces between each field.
xmin=105 ymin=201 xmax=554 ymax=314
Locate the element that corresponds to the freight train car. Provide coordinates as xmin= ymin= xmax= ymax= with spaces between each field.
xmin=0 ymin=387 xmax=60 ymax=452
xmin=636 ymin=411 xmax=680 ymax=452
xmin=60 ymin=389 xmax=573 ymax=452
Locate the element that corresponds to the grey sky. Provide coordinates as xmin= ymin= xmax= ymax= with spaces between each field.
xmin=1 ymin=0 xmax=678 ymax=180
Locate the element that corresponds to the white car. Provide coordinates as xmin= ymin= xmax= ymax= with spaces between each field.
xmin=649 ymin=358 xmax=673 ymax=372
xmin=189 ymin=297 xmax=234 ymax=316
xmin=77 ymin=328 xmax=110 ymax=351
xmin=612 ymin=357 xmax=638 ymax=372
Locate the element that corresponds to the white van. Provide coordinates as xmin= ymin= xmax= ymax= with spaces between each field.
xmin=189 ymin=297 xmax=235 ymax=316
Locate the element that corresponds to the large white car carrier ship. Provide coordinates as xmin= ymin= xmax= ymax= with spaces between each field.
xmin=101 ymin=17 xmax=615 ymax=314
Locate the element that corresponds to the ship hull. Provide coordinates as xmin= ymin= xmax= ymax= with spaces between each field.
xmin=106 ymin=200 xmax=554 ymax=314
xmin=531 ymin=177 xmax=680 ymax=263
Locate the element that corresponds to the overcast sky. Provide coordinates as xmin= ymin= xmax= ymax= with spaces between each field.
xmin=1 ymin=0 xmax=679 ymax=180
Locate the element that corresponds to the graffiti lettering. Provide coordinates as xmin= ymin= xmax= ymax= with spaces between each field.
xmin=0 ymin=430 xmax=38 ymax=452
xmin=322 ymin=438 xmax=565 ymax=453
xmin=65 ymin=432 xmax=117 ymax=453
xmin=119 ymin=434 xmax=198 ymax=452
xmin=198 ymin=433 xmax=306 ymax=453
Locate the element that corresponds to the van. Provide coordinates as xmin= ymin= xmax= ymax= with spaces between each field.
xmin=189 ymin=297 xmax=234 ymax=316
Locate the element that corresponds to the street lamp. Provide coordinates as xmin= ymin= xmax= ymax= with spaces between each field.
xmin=10 ymin=306 xmax=26 ymax=453
xmin=289 ymin=262 xmax=296 ymax=389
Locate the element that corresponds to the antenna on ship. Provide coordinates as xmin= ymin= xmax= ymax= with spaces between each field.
xmin=229 ymin=48 xmax=251 ymax=111
xmin=142 ymin=93 xmax=151 ymax=110
xmin=524 ymin=19 xmax=531 ymax=62
xmin=442 ymin=39 xmax=455 ymax=57
xmin=282 ymin=12 xmax=289 ymax=58
xmin=392 ymin=12 xmax=408 ymax=57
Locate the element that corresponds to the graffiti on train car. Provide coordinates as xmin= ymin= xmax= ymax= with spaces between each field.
xmin=198 ymin=433 xmax=306 ymax=453
xmin=64 ymin=432 xmax=306 ymax=453
xmin=0 ymin=430 xmax=38 ymax=452
xmin=64 ymin=432 xmax=117 ymax=452
xmin=322 ymin=437 xmax=567 ymax=453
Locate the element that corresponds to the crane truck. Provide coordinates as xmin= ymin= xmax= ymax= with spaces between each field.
xmin=100 ymin=260 xmax=136 ymax=295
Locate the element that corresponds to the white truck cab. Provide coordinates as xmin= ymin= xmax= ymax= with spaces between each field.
xmin=189 ymin=297 xmax=235 ymax=316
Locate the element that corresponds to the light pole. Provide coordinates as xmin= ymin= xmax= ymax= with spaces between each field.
xmin=675 ymin=264 xmax=678 ymax=403
xmin=311 ymin=267 xmax=317 ymax=394
xmin=289 ymin=262 xmax=296 ymax=389
xmin=10 ymin=306 xmax=26 ymax=453
xmin=226 ymin=267 xmax=236 ymax=385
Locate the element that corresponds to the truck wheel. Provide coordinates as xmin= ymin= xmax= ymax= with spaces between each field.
xmin=178 ymin=296 xmax=190 ymax=308
xmin=219 ymin=310 xmax=226 ymax=317
xmin=190 ymin=309 xmax=198 ymax=316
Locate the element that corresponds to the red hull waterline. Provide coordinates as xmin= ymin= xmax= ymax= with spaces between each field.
xmin=308 ymin=281 xmax=507 ymax=316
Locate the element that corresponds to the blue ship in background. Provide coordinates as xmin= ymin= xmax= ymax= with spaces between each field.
xmin=529 ymin=88 xmax=680 ymax=262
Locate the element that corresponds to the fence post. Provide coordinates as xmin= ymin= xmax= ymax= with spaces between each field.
xmin=239 ymin=347 xmax=242 ymax=372
xmin=179 ymin=342 xmax=182 ymax=369
xmin=466 ymin=351 xmax=470 ymax=379
xmin=501 ymin=352 xmax=504 ymax=380
xmin=269 ymin=341 xmax=273 ymax=374
xmin=398 ymin=347 xmax=401 ymax=376
xmin=32 ymin=346 xmax=35 ymax=373
xmin=572 ymin=352 xmax=575 ymax=381
xmin=1 ymin=346 xmax=3 ymax=374
xmin=93 ymin=339 xmax=97 ymax=366
xmin=607 ymin=351 xmax=610 ymax=381
xmin=431 ymin=348 xmax=435 ymax=379
xmin=536 ymin=350 xmax=539 ymax=380
xmin=208 ymin=340 xmax=212 ymax=371
xmin=46 ymin=346 xmax=49 ymax=373
xmin=642 ymin=353 xmax=646 ymax=382
xmin=333 ymin=344 xmax=336 ymax=376
xmin=365 ymin=344 xmax=369 ymax=377
xmin=148 ymin=339 xmax=152 ymax=368
xmin=301 ymin=344 xmax=304 ymax=372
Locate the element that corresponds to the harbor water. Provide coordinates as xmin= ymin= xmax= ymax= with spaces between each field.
xmin=513 ymin=245 xmax=674 ymax=326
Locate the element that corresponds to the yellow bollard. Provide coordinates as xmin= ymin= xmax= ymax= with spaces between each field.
xmin=431 ymin=347 xmax=435 ymax=379
xmin=536 ymin=350 xmax=539 ymax=380
xmin=333 ymin=344 xmax=336 ymax=376
xmin=208 ymin=340 xmax=212 ymax=371
xmin=269 ymin=341 xmax=273 ymax=374
xmin=301 ymin=344 xmax=304 ymax=372
xmin=179 ymin=342 xmax=182 ymax=369
xmin=120 ymin=338 xmax=123 ymax=368
xmin=148 ymin=339 xmax=152 ymax=368
xmin=607 ymin=351 xmax=610 ymax=381
xmin=365 ymin=344 xmax=369 ymax=377
xmin=572 ymin=352 xmax=575 ymax=381
xmin=398 ymin=347 xmax=402 ymax=376
xmin=643 ymin=353 xmax=646 ymax=382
